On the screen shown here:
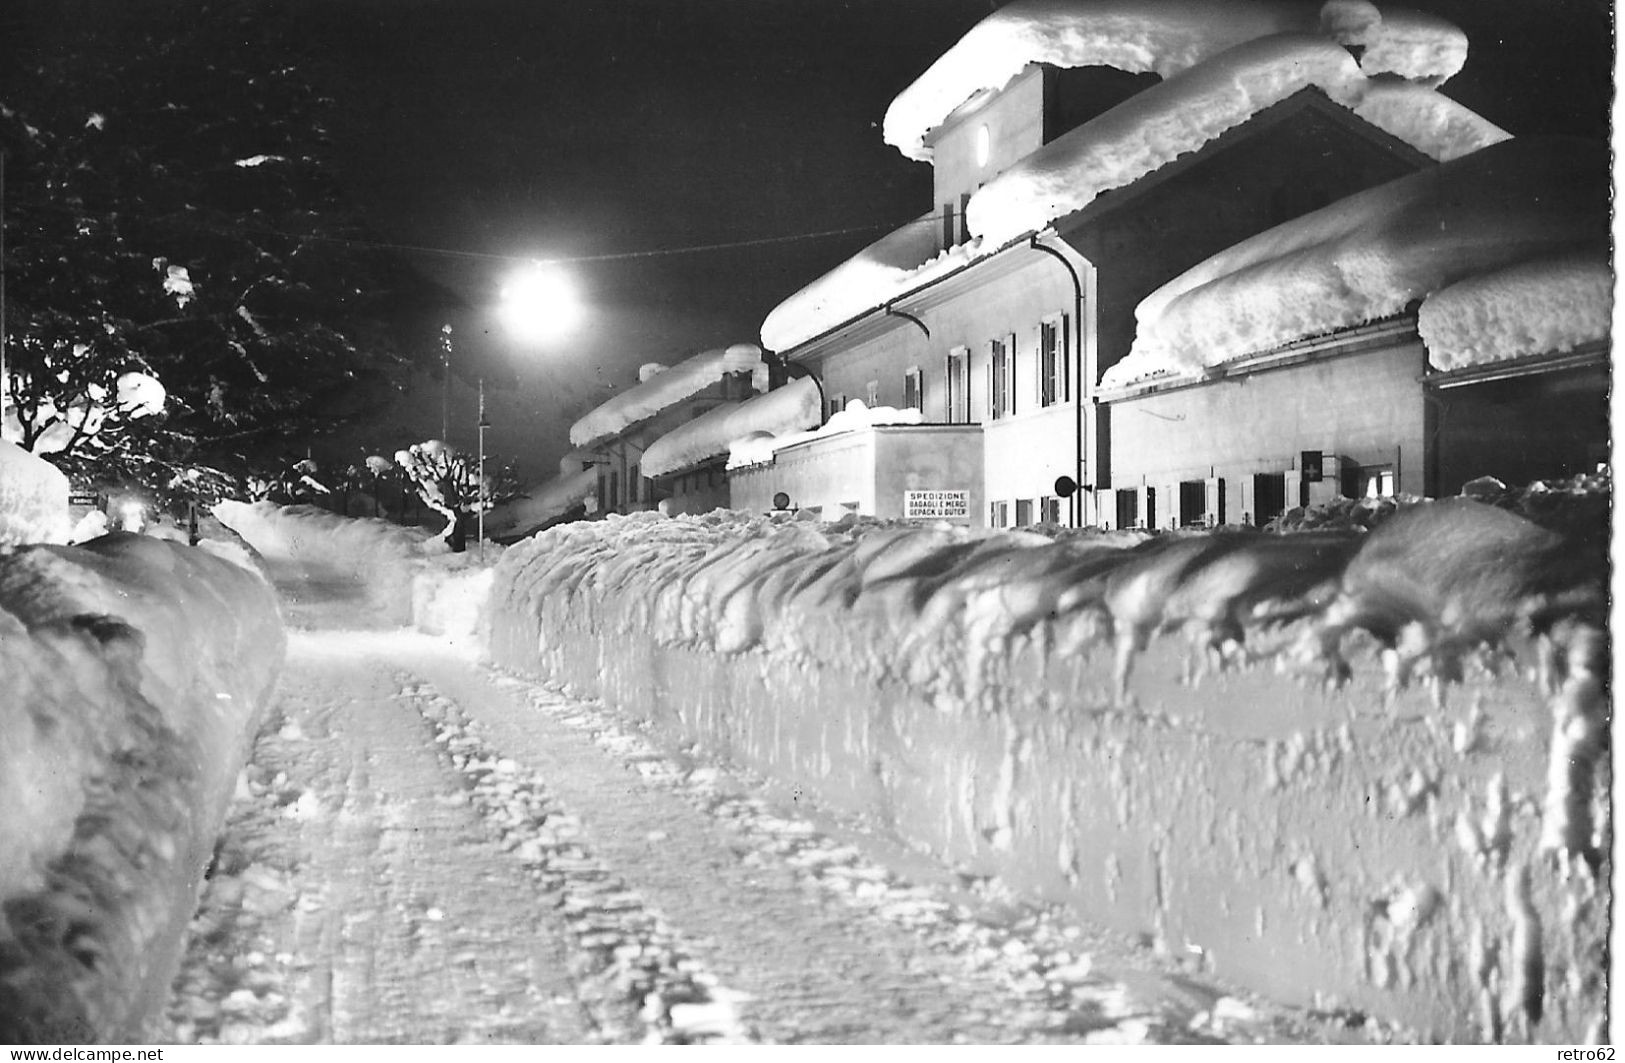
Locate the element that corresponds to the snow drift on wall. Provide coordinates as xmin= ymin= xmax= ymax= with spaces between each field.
xmin=642 ymin=377 xmax=823 ymax=479
xmin=883 ymin=0 xmax=1467 ymax=162
xmin=727 ymin=399 xmax=926 ymax=470
xmin=569 ymin=344 xmax=766 ymax=450
xmin=487 ymin=492 xmax=1609 ymax=1040
xmin=0 ymin=535 xmax=285 ymax=1041
xmin=0 ymin=441 xmax=70 ymax=547
xmin=1105 ymin=137 xmax=1609 ymax=386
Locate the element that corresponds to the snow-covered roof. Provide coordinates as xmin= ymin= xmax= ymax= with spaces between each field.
xmin=570 ymin=344 xmax=766 ymax=449
xmin=486 ymin=466 xmax=600 ymax=537
xmin=1104 ymin=137 xmax=1610 ymax=386
xmin=765 ymin=8 xmax=1500 ymax=355
xmin=728 ymin=399 xmax=925 ymax=469
xmin=759 ymin=216 xmax=994 ymax=354
xmin=642 ymin=377 xmax=822 ymax=480
xmin=1418 ymin=254 xmax=1612 ymax=373
xmin=968 ymin=33 xmax=1507 ymax=249
xmin=884 ymin=0 xmax=1467 ymax=161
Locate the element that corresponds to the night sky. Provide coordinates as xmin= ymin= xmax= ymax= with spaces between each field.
xmin=2 ymin=0 xmax=1615 ymax=476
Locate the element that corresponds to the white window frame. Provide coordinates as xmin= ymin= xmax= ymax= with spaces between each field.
xmin=903 ymin=366 xmax=922 ymax=412
xmin=1039 ymin=313 xmax=1070 ymax=408
xmin=988 ymin=334 xmax=1015 ymax=420
xmin=864 ymin=379 xmax=880 ymax=408
xmin=946 ymin=348 xmax=970 ymax=424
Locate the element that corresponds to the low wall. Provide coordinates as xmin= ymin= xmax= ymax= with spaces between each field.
xmin=0 ymin=535 xmax=286 ymax=1042
xmin=487 ymin=508 xmax=1608 ymax=1043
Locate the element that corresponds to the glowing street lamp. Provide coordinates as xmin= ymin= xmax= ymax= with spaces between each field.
xmin=499 ymin=261 xmax=582 ymax=343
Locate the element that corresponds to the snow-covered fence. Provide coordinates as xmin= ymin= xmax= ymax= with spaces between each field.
xmin=487 ymin=505 xmax=1608 ymax=1043
xmin=0 ymin=440 xmax=71 ymax=547
xmin=0 ymin=534 xmax=285 ymax=1042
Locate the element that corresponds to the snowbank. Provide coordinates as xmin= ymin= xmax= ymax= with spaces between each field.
xmin=213 ymin=501 xmax=491 ymax=649
xmin=0 ymin=534 xmax=285 ymax=1041
xmin=487 ymin=502 xmax=1607 ymax=1041
xmin=0 ymin=440 xmax=70 ymax=547
xmin=1108 ymin=137 xmax=1609 ymax=385
xmin=642 ymin=377 xmax=823 ymax=479
xmin=883 ymin=0 xmax=1467 ymax=161
xmin=569 ymin=344 xmax=766 ymax=449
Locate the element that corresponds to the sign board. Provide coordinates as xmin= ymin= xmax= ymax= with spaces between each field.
xmin=904 ymin=489 xmax=969 ymax=520
xmin=69 ymin=491 xmax=100 ymax=507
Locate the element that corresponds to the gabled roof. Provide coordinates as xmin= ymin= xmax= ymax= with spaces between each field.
xmin=885 ymin=0 xmax=1469 ymax=161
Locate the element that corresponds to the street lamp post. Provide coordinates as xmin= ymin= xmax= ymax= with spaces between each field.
xmin=477 ymin=376 xmax=489 ymax=561
xmin=439 ymin=323 xmax=453 ymax=442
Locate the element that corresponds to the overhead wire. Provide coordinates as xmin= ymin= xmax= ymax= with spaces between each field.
xmin=2 ymin=190 xmax=944 ymax=266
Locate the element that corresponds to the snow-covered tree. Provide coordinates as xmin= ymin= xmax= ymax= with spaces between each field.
xmin=0 ymin=0 xmax=423 ymax=501
xmin=392 ymin=441 xmax=518 ymax=551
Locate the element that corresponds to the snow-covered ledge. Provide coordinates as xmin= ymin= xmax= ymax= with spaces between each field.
xmin=0 ymin=534 xmax=286 ymax=1042
xmin=488 ymin=509 xmax=1607 ymax=1043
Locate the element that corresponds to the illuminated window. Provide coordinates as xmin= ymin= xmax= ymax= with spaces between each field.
xmin=865 ymin=380 xmax=879 ymax=407
xmin=975 ymin=123 xmax=990 ymax=168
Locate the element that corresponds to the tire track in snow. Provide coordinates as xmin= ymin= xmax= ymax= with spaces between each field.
xmin=478 ymin=670 xmax=1291 ymax=1045
xmin=166 ymin=642 xmax=595 ymax=1045
xmin=407 ymin=646 xmax=1365 ymax=1044
xmin=394 ymin=676 xmax=756 ymax=1044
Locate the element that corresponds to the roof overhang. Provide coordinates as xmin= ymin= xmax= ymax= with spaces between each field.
xmin=1425 ymin=342 xmax=1610 ymax=390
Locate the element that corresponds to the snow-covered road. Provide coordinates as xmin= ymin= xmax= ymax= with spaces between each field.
xmin=160 ymin=574 xmax=1384 ymax=1045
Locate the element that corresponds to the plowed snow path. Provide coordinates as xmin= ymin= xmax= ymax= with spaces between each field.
xmin=167 ymin=622 xmax=1382 ymax=1044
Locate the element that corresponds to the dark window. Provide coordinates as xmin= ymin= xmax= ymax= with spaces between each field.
xmin=958 ymin=192 xmax=972 ymax=244
xmin=1179 ymin=480 xmax=1206 ymax=527
xmin=1252 ymin=473 xmax=1287 ymax=527
xmin=903 ymin=367 xmax=922 ymax=411
xmin=941 ymin=202 xmax=955 ymax=250
xmin=1014 ymin=498 xmax=1034 ymax=527
xmin=1040 ymin=495 xmax=1062 ymax=524
xmin=1115 ymin=489 xmax=1138 ymax=529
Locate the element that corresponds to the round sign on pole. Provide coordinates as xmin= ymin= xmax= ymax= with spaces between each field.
xmin=1053 ymin=475 xmax=1078 ymax=498
xmin=772 ymin=491 xmax=791 ymax=510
